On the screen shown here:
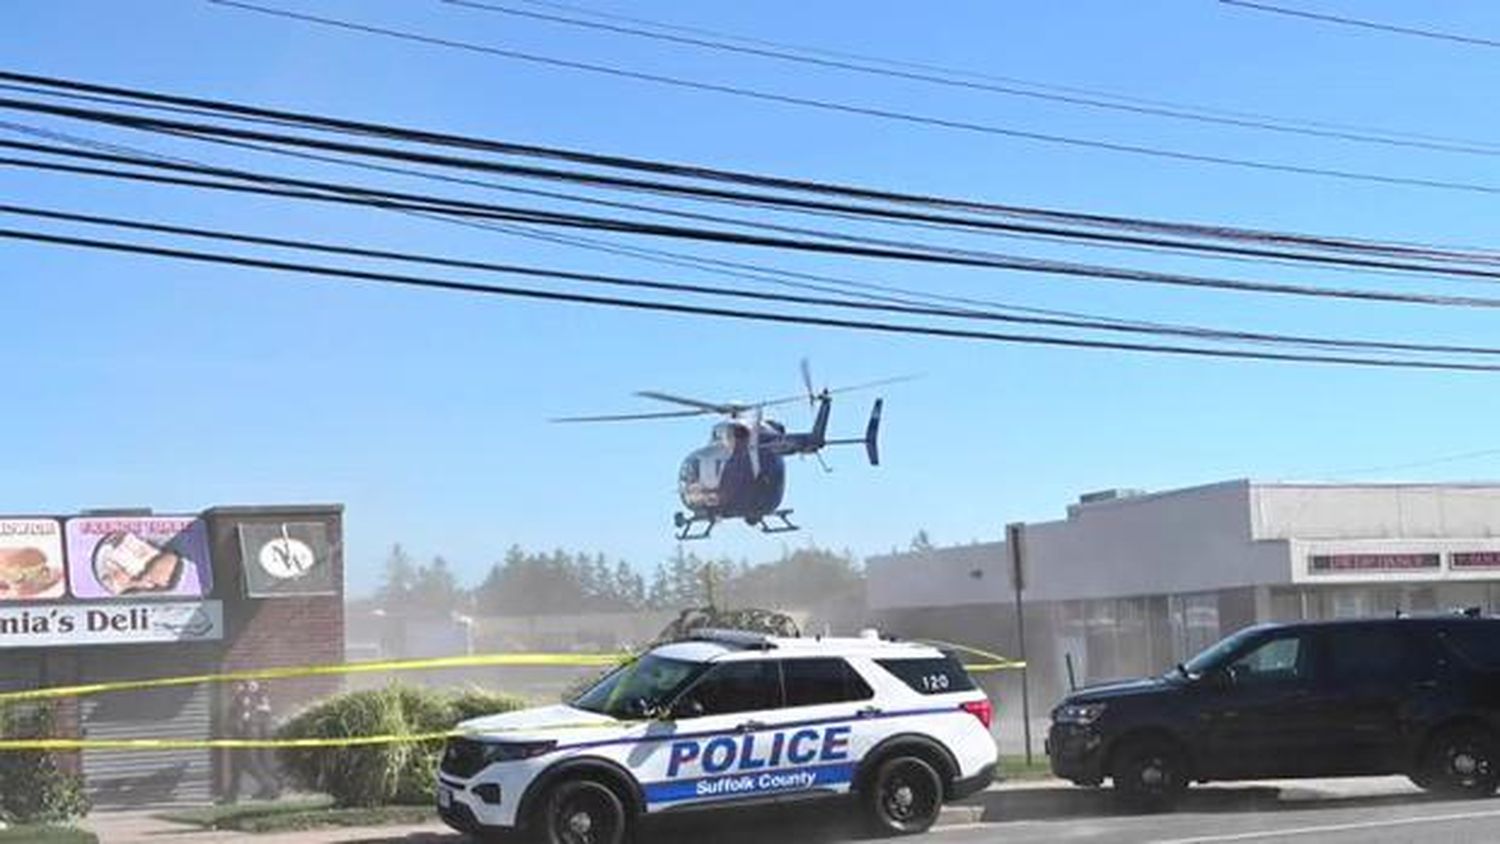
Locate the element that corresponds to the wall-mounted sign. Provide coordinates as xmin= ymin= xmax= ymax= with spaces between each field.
xmin=1452 ymin=551 xmax=1500 ymax=570
xmin=238 ymin=522 xmax=336 ymax=597
xmin=0 ymin=519 xmax=66 ymax=601
xmin=0 ymin=600 xmax=223 ymax=648
xmin=65 ymin=517 xmax=212 ymax=599
xmin=1309 ymin=553 xmax=1441 ymax=574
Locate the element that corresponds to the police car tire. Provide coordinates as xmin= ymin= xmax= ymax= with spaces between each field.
xmin=539 ymin=779 xmax=628 ymax=844
xmin=863 ymin=755 xmax=943 ymax=836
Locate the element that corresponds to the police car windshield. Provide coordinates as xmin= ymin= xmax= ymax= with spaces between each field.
xmin=572 ymin=654 xmax=707 ymax=718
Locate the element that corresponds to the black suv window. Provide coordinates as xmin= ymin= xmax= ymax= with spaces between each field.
xmin=877 ymin=656 xmax=977 ymax=695
xmin=781 ymin=658 xmax=874 ymax=706
xmin=675 ymin=660 xmax=781 ymax=716
xmin=1323 ymin=626 xmax=1419 ymax=684
xmin=1227 ymin=633 xmax=1311 ymax=685
xmin=1441 ymin=622 xmax=1500 ymax=670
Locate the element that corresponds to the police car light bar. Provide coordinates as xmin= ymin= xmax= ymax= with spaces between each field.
xmin=683 ymin=629 xmax=778 ymax=649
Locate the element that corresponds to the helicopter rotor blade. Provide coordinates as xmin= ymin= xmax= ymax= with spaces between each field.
xmin=750 ymin=406 xmax=762 ymax=478
xmin=552 ymin=410 xmax=708 ymax=422
xmin=815 ymin=452 xmax=833 ymax=473
xmin=755 ymin=373 xmax=921 ymax=410
xmin=800 ymin=358 xmax=816 ymax=409
xmin=634 ymin=391 xmax=744 ymax=415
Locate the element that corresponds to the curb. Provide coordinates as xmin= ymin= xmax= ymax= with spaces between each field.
xmin=936 ymin=777 xmax=1429 ymax=827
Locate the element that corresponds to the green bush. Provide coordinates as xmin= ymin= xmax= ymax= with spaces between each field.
xmin=0 ymin=705 xmax=89 ymax=825
xmin=445 ymin=688 xmax=526 ymax=725
xmin=276 ymin=686 xmax=525 ymax=807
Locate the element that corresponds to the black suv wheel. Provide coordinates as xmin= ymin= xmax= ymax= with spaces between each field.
xmin=1111 ymin=737 xmax=1188 ymax=812
xmin=1422 ymin=726 xmax=1500 ymax=798
xmin=863 ymin=755 xmax=944 ymax=836
xmin=539 ymin=779 xmax=627 ymax=844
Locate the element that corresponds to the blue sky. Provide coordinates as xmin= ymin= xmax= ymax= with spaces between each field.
xmin=8 ymin=1 xmax=1500 ymax=596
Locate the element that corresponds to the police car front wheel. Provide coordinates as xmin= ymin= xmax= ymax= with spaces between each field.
xmin=540 ymin=779 xmax=628 ymax=844
xmin=863 ymin=756 xmax=944 ymax=836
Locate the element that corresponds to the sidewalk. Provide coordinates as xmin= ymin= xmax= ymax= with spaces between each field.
xmin=942 ymin=775 xmax=1426 ymax=824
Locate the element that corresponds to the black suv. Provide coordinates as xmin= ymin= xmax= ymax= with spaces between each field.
xmin=1047 ymin=615 xmax=1500 ymax=810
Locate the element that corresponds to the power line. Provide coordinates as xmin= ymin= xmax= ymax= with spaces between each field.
xmin=200 ymin=0 xmax=1500 ymax=199
xmin=17 ymin=200 xmax=1500 ymax=359
xmin=10 ymin=224 xmax=1500 ymax=372
xmin=13 ymin=91 xmax=1500 ymax=286
xmin=11 ymin=69 xmax=1500 ymax=265
xmin=21 ymin=141 xmax=1500 ymax=310
xmin=442 ymin=0 xmax=1500 ymax=158
xmin=1221 ymin=0 xmax=1500 ymax=49
xmin=508 ymin=0 xmax=1498 ymax=151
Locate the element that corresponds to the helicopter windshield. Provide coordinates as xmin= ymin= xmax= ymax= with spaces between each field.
xmin=679 ymin=456 xmax=700 ymax=485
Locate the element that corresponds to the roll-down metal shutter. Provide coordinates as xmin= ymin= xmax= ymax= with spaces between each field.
xmin=80 ymin=651 xmax=213 ymax=807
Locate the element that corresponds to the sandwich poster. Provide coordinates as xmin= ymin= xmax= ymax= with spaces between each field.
xmin=64 ymin=517 xmax=213 ymax=599
xmin=0 ymin=519 xmax=66 ymax=601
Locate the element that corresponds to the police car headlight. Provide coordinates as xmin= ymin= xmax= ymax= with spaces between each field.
xmin=481 ymin=740 xmax=557 ymax=764
xmin=1053 ymin=702 xmax=1107 ymax=725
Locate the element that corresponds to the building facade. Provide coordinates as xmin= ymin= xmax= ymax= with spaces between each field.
xmin=868 ymin=480 xmax=1500 ymax=736
xmin=0 ymin=504 xmax=343 ymax=806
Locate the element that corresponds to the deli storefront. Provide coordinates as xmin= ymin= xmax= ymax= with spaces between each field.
xmin=0 ymin=505 xmax=344 ymax=806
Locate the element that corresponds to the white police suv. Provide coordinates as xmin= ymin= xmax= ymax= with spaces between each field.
xmin=437 ymin=629 xmax=997 ymax=843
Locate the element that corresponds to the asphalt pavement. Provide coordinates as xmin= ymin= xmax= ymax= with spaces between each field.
xmin=83 ymin=778 xmax=1500 ymax=843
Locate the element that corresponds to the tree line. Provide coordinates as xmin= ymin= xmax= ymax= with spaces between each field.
xmin=369 ymin=544 xmax=864 ymax=618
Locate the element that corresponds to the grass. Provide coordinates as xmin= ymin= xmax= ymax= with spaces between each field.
xmin=999 ymin=754 xmax=1056 ymax=781
xmin=0 ymin=827 xmax=97 ymax=843
xmin=156 ymin=797 xmax=434 ymax=834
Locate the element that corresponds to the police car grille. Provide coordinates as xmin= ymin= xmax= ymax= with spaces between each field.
xmin=440 ymin=737 xmax=487 ymax=778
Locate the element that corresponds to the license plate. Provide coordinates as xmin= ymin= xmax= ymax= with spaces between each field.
xmin=437 ymin=786 xmax=453 ymax=809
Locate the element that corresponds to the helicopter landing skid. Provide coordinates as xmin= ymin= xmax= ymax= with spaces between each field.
xmin=757 ymin=510 xmax=800 ymax=534
xmin=674 ymin=512 xmax=717 ymax=541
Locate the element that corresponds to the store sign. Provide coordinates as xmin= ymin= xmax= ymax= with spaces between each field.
xmin=238 ymin=521 xmax=336 ymax=597
xmin=0 ymin=519 xmax=66 ymax=601
xmin=1309 ymin=553 xmax=1441 ymax=573
xmin=0 ymin=600 xmax=223 ymax=648
xmin=1452 ymin=551 xmax=1500 ymax=570
xmin=65 ymin=517 xmax=213 ymax=599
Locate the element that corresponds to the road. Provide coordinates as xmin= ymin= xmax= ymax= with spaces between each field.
xmin=86 ymin=785 xmax=1500 ymax=843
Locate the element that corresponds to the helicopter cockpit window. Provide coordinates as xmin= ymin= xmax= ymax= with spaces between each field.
xmin=679 ymin=457 xmax=699 ymax=485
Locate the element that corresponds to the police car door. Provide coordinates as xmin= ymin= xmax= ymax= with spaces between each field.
xmin=647 ymin=658 xmax=783 ymax=810
xmin=769 ymin=657 xmax=881 ymax=799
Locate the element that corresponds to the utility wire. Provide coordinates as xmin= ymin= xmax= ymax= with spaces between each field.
xmin=508 ymin=0 xmax=1498 ymax=151
xmin=10 ymin=225 xmax=1500 ymax=372
xmin=10 ymin=70 xmax=1500 ymax=264
xmin=1221 ymin=0 xmax=1500 ymax=49
xmin=12 ymin=92 xmax=1500 ymax=283
xmin=443 ymin=0 xmax=1500 ymax=158
xmin=200 ymin=0 xmax=1500 ymax=200
xmin=16 ymin=201 xmax=1500 ymax=358
xmin=21 ymin=142 xmax=1500 ymax=309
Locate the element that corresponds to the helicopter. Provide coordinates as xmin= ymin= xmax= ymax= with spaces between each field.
xmin=554 ymin=362 xmax=901 ymax=540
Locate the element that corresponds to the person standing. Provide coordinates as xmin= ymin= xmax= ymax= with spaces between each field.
xmin=226 ymin=680 xmax=282 ymax=801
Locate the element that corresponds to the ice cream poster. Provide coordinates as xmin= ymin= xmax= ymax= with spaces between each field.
xmin=0 ymin=519 xmax=67 ymax=601
xmin=65 ymin=517 xmax=212 ymax=599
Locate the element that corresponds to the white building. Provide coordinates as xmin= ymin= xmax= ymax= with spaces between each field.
xmin=868 ymin=480 xmax=1500 ymax=727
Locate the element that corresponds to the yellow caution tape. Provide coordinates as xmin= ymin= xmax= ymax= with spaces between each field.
xmin=0 ymin=719 xmax=634 ymax=751
xmin=0 ymin=636 xmax=1022 ymax=751
xmin=0 ymin=651 xmax=626 ymax=706
xmin=918 ymin=639 xmax=1027 ymax=671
